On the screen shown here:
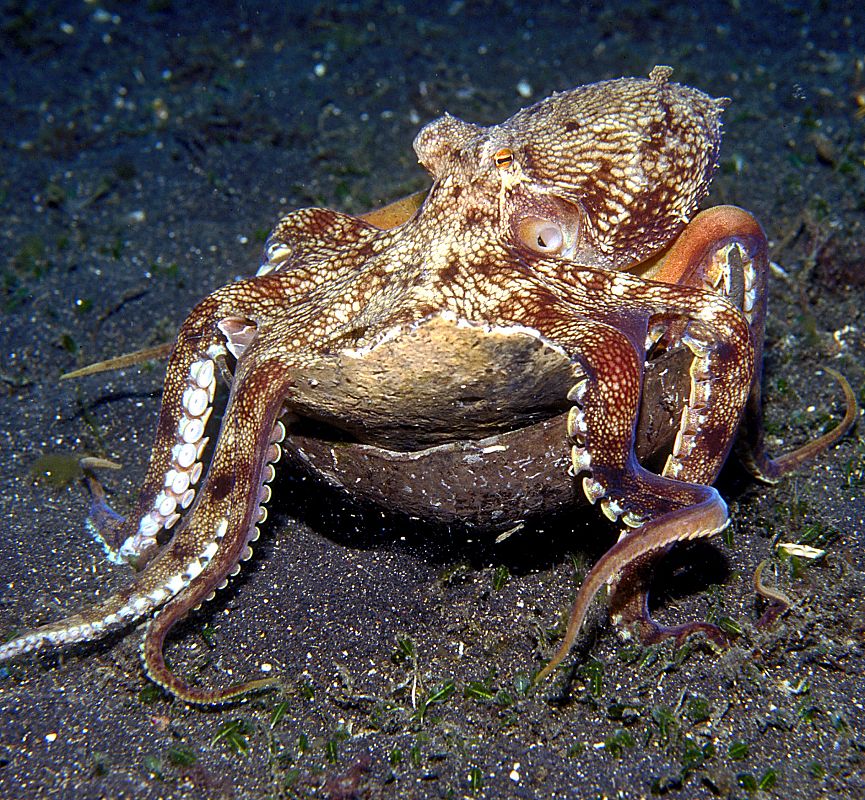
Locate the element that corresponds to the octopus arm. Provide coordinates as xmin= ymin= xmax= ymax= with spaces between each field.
xmin=639 ymin=207 xmax=857 ymax=482
xmin=509 ymin=294 xmax=740 ymax=682
xmin=0 ymin=279 xmax=294 ymax=704
xmin=140 ymin=355 xmax=291 ymax=704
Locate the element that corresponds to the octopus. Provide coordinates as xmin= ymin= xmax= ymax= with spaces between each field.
xmin=0 ymin=67 xmax=855 ymax=704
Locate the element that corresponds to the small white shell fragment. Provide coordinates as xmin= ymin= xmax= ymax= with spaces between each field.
xmin=776 ymin=543 xmax=826 ymax=560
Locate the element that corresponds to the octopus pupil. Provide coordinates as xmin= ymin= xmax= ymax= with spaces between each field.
xmin=494 ymin=148 xmax=514 ymax=168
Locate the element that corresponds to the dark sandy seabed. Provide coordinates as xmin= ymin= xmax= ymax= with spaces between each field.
xmin=1 ymin=2 xmax=864 ymax=798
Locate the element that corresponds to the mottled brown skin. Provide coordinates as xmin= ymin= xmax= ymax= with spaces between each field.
xmin=0 ymin=68 xmax=855 ymax=703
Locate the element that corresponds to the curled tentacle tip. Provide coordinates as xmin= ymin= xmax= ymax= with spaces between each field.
xmin=753 ymin=559 xmax=786 ymax=596
xmin=532 ymin=664 xmax=556 ymax=687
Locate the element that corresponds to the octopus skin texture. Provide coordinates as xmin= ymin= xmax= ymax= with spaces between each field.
xmin=0 ymin=66 xmax=856 ymax=703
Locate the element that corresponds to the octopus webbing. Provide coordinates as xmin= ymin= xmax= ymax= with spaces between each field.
xmin=0 ymin=67 xmax=856 ymax=704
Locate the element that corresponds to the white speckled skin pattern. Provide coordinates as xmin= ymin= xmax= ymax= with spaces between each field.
xmin=1 ymin=68 xmax=855 ymax=703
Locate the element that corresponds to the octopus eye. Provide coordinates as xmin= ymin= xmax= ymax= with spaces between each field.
xmin=493 ymin=147 xmax=514 ymax=169
xmin=516 ymin=216 xmax=566 ymax=254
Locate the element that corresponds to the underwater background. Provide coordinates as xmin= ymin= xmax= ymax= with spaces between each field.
xmin=1 ymin=2 xmax=863 ymax=798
